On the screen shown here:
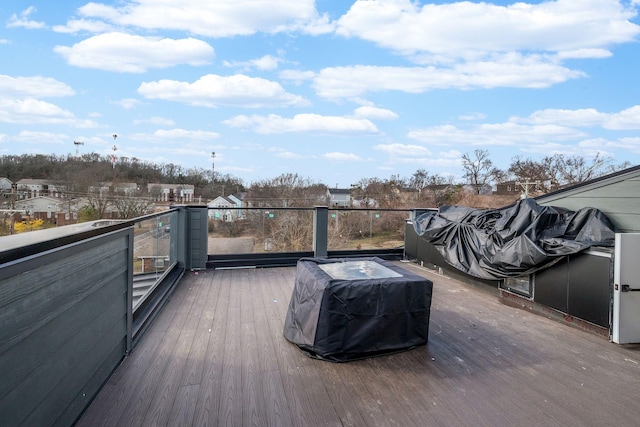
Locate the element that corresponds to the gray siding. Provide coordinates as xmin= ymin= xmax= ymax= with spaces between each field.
xmin=187 ymin=206 xmax=208 ymax=269
xmin=537 ymin=175 xmax=640 ymax=232
xmin=0 ymin=228 xmax=132 ymax=426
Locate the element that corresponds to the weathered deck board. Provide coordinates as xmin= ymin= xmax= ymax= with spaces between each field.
xmin=78 ymin=263 xmax=640 ymax=427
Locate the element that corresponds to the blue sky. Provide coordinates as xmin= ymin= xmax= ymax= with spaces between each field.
xmin=1 ymin=0 xmax=640 ymax=187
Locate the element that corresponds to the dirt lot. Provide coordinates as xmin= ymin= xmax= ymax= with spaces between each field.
xmin=208 ymin=236 xmax=256 ymax=254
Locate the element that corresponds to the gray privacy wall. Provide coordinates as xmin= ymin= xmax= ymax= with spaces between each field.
xmin=0 ymin=227 xmax=132 ymax=427
xmin=536 ymin=167 xmax=640 ymax=233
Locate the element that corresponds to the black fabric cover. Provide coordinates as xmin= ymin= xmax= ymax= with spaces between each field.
xmin=283 ymin=257 xmax=432 ymax=362
xmin=413 ymin=198 xmax=616 ymax=280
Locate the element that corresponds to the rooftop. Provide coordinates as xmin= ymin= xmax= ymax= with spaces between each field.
xmin=77 ymin=262 xmax=640 ymax=426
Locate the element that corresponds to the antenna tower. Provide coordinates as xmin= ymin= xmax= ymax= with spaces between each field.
xmin=73 ymin=140 xmax=84 ymax=159
xmin=111 ymin=134 xmax=118 ymax=168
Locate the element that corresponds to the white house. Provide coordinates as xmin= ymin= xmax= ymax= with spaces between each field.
xmin=14 ymin=196 xmax=67 ymax=219
xmin=111 ymin=182 xmax=139 ymax=195
xmin=16 ymin=179 xmax=48 ymax=199
xmin=327 ymin=188 xmax=351 ymax=207
xmin=147 ymin=183 xmax=195 ymax=203
xmin=0 ymin=177 xmax=13 ymax=192
xmin=207 ymin=195 xmax=244 ymax=221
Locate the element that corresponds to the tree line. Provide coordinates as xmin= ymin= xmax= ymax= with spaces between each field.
xmin=0 ymin=151 xmax=632 ymax=211
xmin=0 ymin=153 xmax=244 ymax=200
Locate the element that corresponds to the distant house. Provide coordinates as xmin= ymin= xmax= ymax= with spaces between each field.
xmin=14 ymin=196 xmax=68 ymax=221
xmin=16 ymin=179 xmax=49 ymax=199
xmin=111 ymin=182 xmax=139 ymax=196
xmin=495 ymin=180 xmax=547 ymax=197
xmin=0 ymin=177 xmax=13 ymax=192
xmin=147 ymin=183 xmax=195 ymax=203
xmin=88 ymin=182 xmax=111 ymax=195
xmin=494 ymin=180 xmax=523 ymax=196
xmin=207 ymin=194 xmax=244 ymax=221
xmin=327 ymin=188 xmax=351 ymax=208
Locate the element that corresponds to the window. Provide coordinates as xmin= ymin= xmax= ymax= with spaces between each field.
xmin=501 ymin=275 xmax=532 ymax=297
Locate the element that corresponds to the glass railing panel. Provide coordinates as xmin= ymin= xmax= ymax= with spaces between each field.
xmin=208 ymin=207 xmax=314 ymax=254
xmin=328 ymin=209 xmax=409 ymax=251
xmin=131 ymin=210 xmax=177 ymax=310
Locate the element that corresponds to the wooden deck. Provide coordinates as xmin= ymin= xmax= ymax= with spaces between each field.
xmin=78 ymin=263 xmax=640 ymax=426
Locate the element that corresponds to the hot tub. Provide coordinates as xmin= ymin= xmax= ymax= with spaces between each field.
xmin=283 ymin=257 xmax=433 ymax=362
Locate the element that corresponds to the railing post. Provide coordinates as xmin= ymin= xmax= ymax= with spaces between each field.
xmin=187 ymin=205 xmax=208 ymax=269
xmin=313 ymin=206 xmax=328 ymax=258
xmin=175 ymin=206 xmax=188 ymax=269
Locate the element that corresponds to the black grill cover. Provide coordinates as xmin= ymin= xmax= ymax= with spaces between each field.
xmin=283 ymin=257 xmax=432 ymax=362
xmin=413 ymin=198 xmax=616 ymax=280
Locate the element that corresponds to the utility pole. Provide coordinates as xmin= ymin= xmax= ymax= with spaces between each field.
xmin=515 ymin=179 xmax=540 ymax=198
xmin=211 ymin=151 xmax=216 ymax=197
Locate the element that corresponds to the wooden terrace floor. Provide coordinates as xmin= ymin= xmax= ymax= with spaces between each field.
xmin=78 ymin=263 xmax=640 ymax=426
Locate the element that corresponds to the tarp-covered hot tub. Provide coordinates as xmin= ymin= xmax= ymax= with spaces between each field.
xmin=283 ymin=257 xmax=433 ymax=362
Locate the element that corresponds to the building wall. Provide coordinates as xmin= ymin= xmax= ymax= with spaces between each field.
xmin=536 ymin=173 xmax=640 ymax=233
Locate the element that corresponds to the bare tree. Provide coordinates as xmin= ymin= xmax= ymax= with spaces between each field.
xmin=560 ymin=153 xmax=612 ymax=185
xmin=509 ymin=153 xmax=629 ymax=191
xmin=461 ymin=150 xmax=504 ymax=193
xmin=247 ymin=173 xmax=325 ymax=208
xmin=85 ymin=185 xmax=112 ymax=219
xmin=112 ymin=194 xmax=153 ymax=219
xmin=148 ymin=184 xmax=162 ymax=201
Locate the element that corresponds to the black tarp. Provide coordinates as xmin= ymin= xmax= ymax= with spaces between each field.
xmin=283 ymin=257 xmax=432 ymax=362
xmin=413 ymin=198 xmax=616 ymax=280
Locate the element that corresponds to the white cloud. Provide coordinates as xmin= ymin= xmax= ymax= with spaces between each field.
xmin=7 ymin=7 xmax=46 ymax=29
xmin=269 ymin=147 xmax=303 ymax=159
xmin=223 ymin=113 xmax=378 ymax=134
xmin=317 ymin=0 xmax=639 ymax=99
xmin=12 ymin=131 xmax=68 ymax=144
xmin=353 ymin=106 xmax=398 ymax=120
xmin=0 ymin=39 xmax=9 ymax=44
xmin=279 ymin=69 xmax=316 ymax=85
xmin=129 ymin=128 xmax=221 ymax=143
xmin=514 ymin=105 xmax=640 ymax=130
xmin=113 ymin=98 xmax=141 ymax=109
xmin=0 ymin=75 xmax=75 ymax=98
xmin=555 ymin=48 xmax=613 ymax=60
xmin=373 ymin=143 xmax=462 ymax=168
xmin=606 ymin=106 xmax=640 ymax=129
xmin=138 ymin=74 xmax=308 ymax=108
xmin=224 ymin=55 xmax=283 ymax=71
xmin=374 ymin=143 xmax=432 ymax=157
xmin=323 ymin=152 xmax=365 ymax=161
xmin=76 ymin=0 xmax=322 ymax=37
xmin=312 ymin=57 xmax=583 ymax=98
xmin=52 ymin=19 xmax=116 ymax=34
xmin=515 ymin=108 xmax=609 ymax=127
xmin=54 ymin=32 xmax=214 ymax=73
xmin=408 ymin=122 xmax=586 ymax=147
xmin=335 ymin=0 xmax=639 ymax=58
xmin=0 ymin=98 xmax=98 ymax=127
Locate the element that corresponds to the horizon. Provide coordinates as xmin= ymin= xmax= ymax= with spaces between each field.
xmin=1 ymin=0 xmax=640 ymax=187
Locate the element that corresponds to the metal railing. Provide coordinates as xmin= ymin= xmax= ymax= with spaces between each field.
xmin=0 ymin=204 xmax=409 ymax=426
xmin=206 ymin=206 xmax=409 ymax=268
